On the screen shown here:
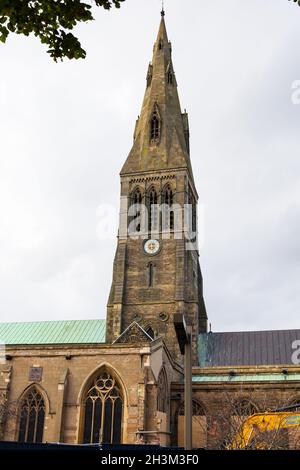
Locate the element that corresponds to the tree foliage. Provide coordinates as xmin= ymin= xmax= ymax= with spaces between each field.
xmin=0 ymin=0 xmax=125 ymax=61
xmin=0 ymin=1 xmax=298 ymax=62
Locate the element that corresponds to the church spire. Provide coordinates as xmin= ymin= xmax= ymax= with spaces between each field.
xmin=121 ymin=12 xmax=194 ymax=181
xmin=107 ymin=12 xmax=208 ymax=357
xmin=156 ymin=8 xmax=168 ymax=46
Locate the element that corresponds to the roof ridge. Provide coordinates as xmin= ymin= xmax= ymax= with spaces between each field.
xmin=200 ymin=328 xmax=300 ymax=335
xmin=0 ymin=318 xmax=106 ymax=326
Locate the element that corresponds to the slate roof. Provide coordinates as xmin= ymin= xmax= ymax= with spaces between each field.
xmin=0 ymin=319 xmax=106 ymax=345
xmin=198 ymin=329 xmax=300 ymax=367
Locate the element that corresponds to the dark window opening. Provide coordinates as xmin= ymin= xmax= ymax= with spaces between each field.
xmin=148 ymin=262 xmax=155 ymax=287
xmin=148 ymin=189 xmax=158 ymax=233
xmin=163 ymin=186 xmax=174 ymax=231
xmin=150 ymin=112 xmax=160 ymax=144
xmin=83 ymin=369 xmax=123 ymax=445
xmin=133 ymin=189 xmax=142 ymax=205
xmin=18 ymin=388 xmax=45 ymax=443
xmin=131 ymin=188 xmax=142 ymax=233
xmin=170 ymin=211 xmax=174 ymax=230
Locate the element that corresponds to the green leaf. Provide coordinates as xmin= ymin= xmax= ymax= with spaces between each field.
xmin=0 ymin=0 xmax=126 ymax=61
xmin=0 ymin=24 xmax=8 ymax=42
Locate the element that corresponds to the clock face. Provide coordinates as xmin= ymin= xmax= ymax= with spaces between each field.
xmin=144 ymin=239 xmax=160 ymax=256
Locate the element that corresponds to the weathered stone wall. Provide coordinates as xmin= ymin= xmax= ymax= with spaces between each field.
xmin=2 ymin=340 xmax=180 ymax=447
xmin=106 ymin=170 xmax=207 ymax=365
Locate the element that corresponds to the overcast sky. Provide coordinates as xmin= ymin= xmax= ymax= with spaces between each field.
xmin=0 ymin=0 xmax=300 ymax=332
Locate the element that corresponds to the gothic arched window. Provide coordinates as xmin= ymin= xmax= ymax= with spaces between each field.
xmin=18 ymin=387 xmax=45 ymax=443
xmin=178 ymin=400 xmax=207 ymax=449
xmin=162 ymin=185 xmax=174 ymax=231
xmin=82 ymin=369 xmax=123 ymax=445
xmin=150 ymin=110 xmax=161 ymax=144
xmin=133 ymin=188 xmax=142 ymax=206
xmin=233 ymin=399 xmax=258 ymax=416
xmin=131 ymin=188 xmax=142 ymax=233
xmin=164 ymin=186 xmax=173 ymax=206
xmin=148 ymin=188 xmax=158 ymax=233
xmin=178 ymin=400 xmax=206 ymax=417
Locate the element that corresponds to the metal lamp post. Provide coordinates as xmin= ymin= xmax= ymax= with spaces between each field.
xmin=174 ymin=313 xmax=192 ymax=451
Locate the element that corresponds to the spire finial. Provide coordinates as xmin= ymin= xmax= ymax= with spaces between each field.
xmin=161 ymin=0 xmax=165 ymax=17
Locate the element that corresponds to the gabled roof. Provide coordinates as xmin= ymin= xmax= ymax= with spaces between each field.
xmin=113 ymin=321 xmax=153 ymax=344
xmin=0 ymin=319 xmax=106 ymax=345
xmin=198 ymin=329 xmax=300 ymax=367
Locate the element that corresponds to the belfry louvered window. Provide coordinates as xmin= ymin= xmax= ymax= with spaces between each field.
xmin=148 ymin=188 xmax=158 ymax=233
xmin=163 ymin=185 xmax=174 ymax=231
xmin=82 ymin=369 xmax=123 ymax=445
xmin=132 ymin=188 xmax=142 ymax=232
xmin=18 ymin=388 xmax=45 ymax=443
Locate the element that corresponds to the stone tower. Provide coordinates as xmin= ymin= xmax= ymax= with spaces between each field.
xmin=106 ymin=11 xmax=207 ymax=364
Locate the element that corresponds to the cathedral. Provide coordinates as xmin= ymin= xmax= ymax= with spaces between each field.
xmin=0 ymin=12 xmax=300 ymax=449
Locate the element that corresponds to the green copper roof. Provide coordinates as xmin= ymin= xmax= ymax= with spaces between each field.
xmin=0 ymin=319 xmax=106 ymax=345
xmin=193 ymin=373 xmax=300 ymax=383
